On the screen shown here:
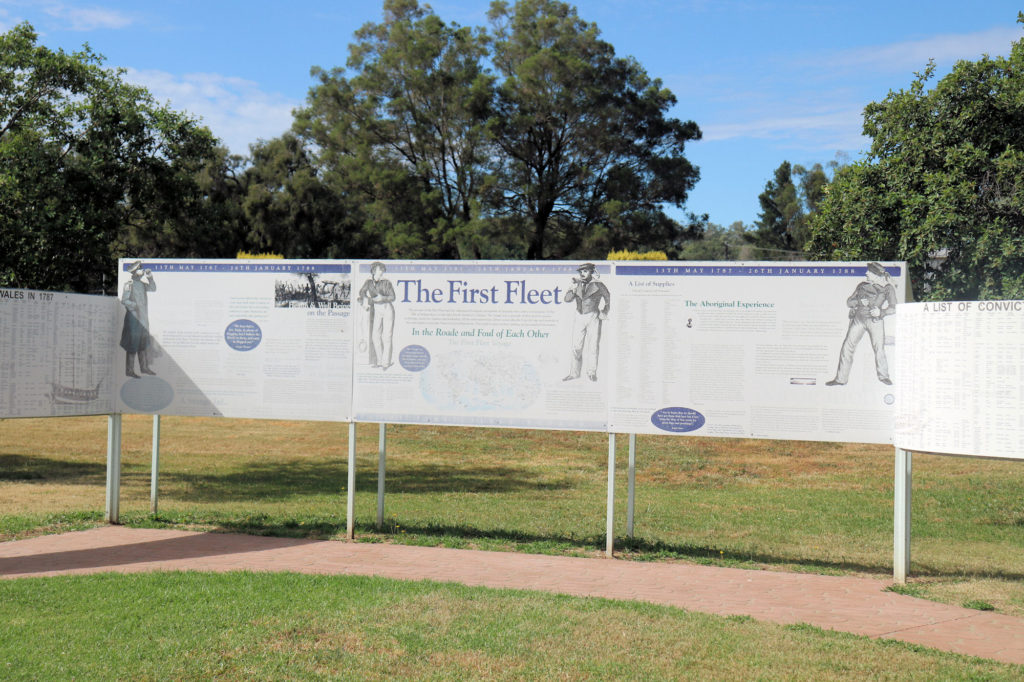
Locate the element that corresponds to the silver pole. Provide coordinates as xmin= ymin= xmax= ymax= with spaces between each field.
xmin=376 ymin=422 xmax=386 ymax=528
xmin=606 ymin=433 xmax=616 ymax=557
xmin=346 ymin=421 xmax=356 ymax=540
xmin=150 ymin=414 xmax=161 ymax=515
xmin=894 ymin=447 xmax=912 ymax=583
xmin=627 ymin=433 xmax=636 ymax=538
xmin=105 ymin=414 xmax=122 ymax=524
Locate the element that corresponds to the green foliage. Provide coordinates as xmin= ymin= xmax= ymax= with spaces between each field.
xmin=3 ymin=3 xmax=706 ymax=274
xmin=241 ymin=134 xmax=374 ymax=259
xmin=808 ymin=16 xmax=1024 ymax=300
xmin=290 ymin=0 xmax=702 ymax=261
xmin=745 ymin=161 xmax=831 ymax=259
xmin=0 ymin=22 xmax=229 ymax=292
xmin=678 ymin=221 xmax=755 ymax=260
xmin=295 ymin=0 xmax=496 ymax=259
xmin=116 ymin=143 xmax=251 ymax=262
xmin=487 ymin=0 xmax=701 ymax=259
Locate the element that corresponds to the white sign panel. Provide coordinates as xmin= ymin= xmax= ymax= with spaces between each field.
xmin=894 ymin=301 xmax=1024 ymax=459
xmin=608 ymin=262 xmax=907 ymax=443
xmin=352 ymin=260 xmax=610 ymax=431
xmin=114 ymin=259 xmax=353 ymax=421
xmin=0 ymin=288 xmax=118 ymax=418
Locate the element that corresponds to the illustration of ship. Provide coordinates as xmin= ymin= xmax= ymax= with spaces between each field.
xmin=50 ymin=355 xmax=103 ymax=404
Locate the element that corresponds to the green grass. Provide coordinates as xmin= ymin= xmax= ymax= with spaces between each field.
xmin=2 ymin=572 xmax=1022 ymax=681
xmin=3 ymin=415 xmax=1024 ymax=618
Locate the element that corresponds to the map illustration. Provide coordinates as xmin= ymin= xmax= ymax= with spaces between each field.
xmin=419 ymin=351 xmax=541 ymax=412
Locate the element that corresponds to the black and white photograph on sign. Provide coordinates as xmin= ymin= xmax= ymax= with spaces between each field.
xmin=563 ymin=262 xmax=611 ymax=382
xmin=274 ymin=272 xmax=351 ymax=309
xmin=826 ymin=262 xmax=896 ymax=387
xmin=356 ymin=261 xmax=397 ymax=370
xmin=119 ymin=260 xmax=158 ymax=378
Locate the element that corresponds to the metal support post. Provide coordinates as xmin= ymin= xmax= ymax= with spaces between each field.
xmin=894 ymin=447 xmax=912 ymax=583
xmin=105 ymin=414 xmax=122 ymax=524
xmin=150 ymin=414 xmax=161 ymax=515
xmin=606 ymin=433 xmax=616 ymax=557
xmin=346 ymin=421 xmax=356 ymax=540
xmin=627 ymin=434 xmax=636 ymax=538
xmin=376 ymin=422 xmax=387 ymax=528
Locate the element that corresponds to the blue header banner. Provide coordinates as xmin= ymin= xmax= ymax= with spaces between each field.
xmin=122 ymin=261 xmax=351 ymax=274
xmin=357 ymin=261 xmax=611 ymax=275
xmin=616 ymin=264 xmax=902 ymax=277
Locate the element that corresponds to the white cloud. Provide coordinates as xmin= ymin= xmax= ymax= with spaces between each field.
xmin=43 ymin=4 xmax=133 ymax=30
xmin=822 ymin=26 xmax=1022 ymax=74
xmin=124 ymin=68 xmax=300 ymax=153
xmin=701 ymin=107 xmax=868 ymax=152
xmin=669 ymin=24 xmax=1023 ymax=154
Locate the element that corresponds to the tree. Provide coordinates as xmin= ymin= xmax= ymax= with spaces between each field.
xmin=807 ymin=16 xmax=1024 ymax=300
xmin=679 ymin=221 xmax=756 ymax=260
xmin=116 ymin=145 xmax=251 ymax=262
xmin=296 ymin=0 xmax=496 ymax=259
xmin=0 ymin=22 xmax=225 ymax=293
xmin=745 ymin=161 xmax=830 ymax=259
xmin=242 ymin=134 xmax=375 ymax=259
xmin=487 ymin=0 xmax=701 ymax=259
xmin=296 ymin=0 xmax=703 ymax=260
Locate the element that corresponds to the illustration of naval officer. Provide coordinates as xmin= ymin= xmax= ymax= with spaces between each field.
xmin=119 ymin=260 xmax=157 ymax=378
xmin=563 ymin=262 xmax=610 ymax=382
xmin=357 ymin=261 xmax=396 ymax=370
xmin=826 ymin=261 xmax=896 ymax=386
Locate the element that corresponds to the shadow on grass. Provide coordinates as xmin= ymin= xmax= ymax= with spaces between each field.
xmin=0 ymin=454 xmax=104 ymax=482
xmin=142 ymin=460 xmax=573 ymax=502
xmin=612 ymin=538 xmax=1024 ymax=582
xmin=369 ymin=522 xmax=902 ymax=576
xmin=614 ymin=535 xmax=892 ymax=575
xmin=9 ymin=507 xmax=1021 ymax=582
xmin=119 ymin=513 xmax=1024 ymax=580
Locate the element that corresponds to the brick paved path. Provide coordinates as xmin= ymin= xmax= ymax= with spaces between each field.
xmin=2 ymin=526 xmax=1023 ymax=666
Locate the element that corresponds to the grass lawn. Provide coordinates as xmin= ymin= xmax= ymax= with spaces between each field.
xmin=2 ymin=414 xmax=1024 ymax=620
xmin=2 ymin=571 xmax=1022 ymax=680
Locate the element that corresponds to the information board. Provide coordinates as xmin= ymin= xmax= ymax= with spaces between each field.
xmin=351 ymin=260 xmax=610 ymax=430
xmin=0 ymin=288 xmax=118 ymax=418
xmin=894 ymin=301 xmax=1024 ymax=459
xmin=6 ymin=259 xmax=918 ymax=442
xmin=607 ymin=262 xmax=907 ymax=444
xmin=114 ymin=259 xmax=353 ymax=421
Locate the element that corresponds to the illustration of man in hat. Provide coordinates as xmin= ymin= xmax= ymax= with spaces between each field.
xmin=826 ymin=261 xmax=896 ymax=386
xmin=119 ymin=261 xmax=157 ymax=378
xmin=357 ymin=261 xmax=396 ymax=370
xmin=563 ymin=262 xmax=610 ymax=382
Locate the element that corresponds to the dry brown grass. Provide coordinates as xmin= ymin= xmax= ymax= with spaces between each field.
xmin=4 ymin=414 xmax=1024 ymax=620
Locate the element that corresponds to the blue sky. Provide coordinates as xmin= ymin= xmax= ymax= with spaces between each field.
xmin=3 ymin=1 xmax=1022 ymax=230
